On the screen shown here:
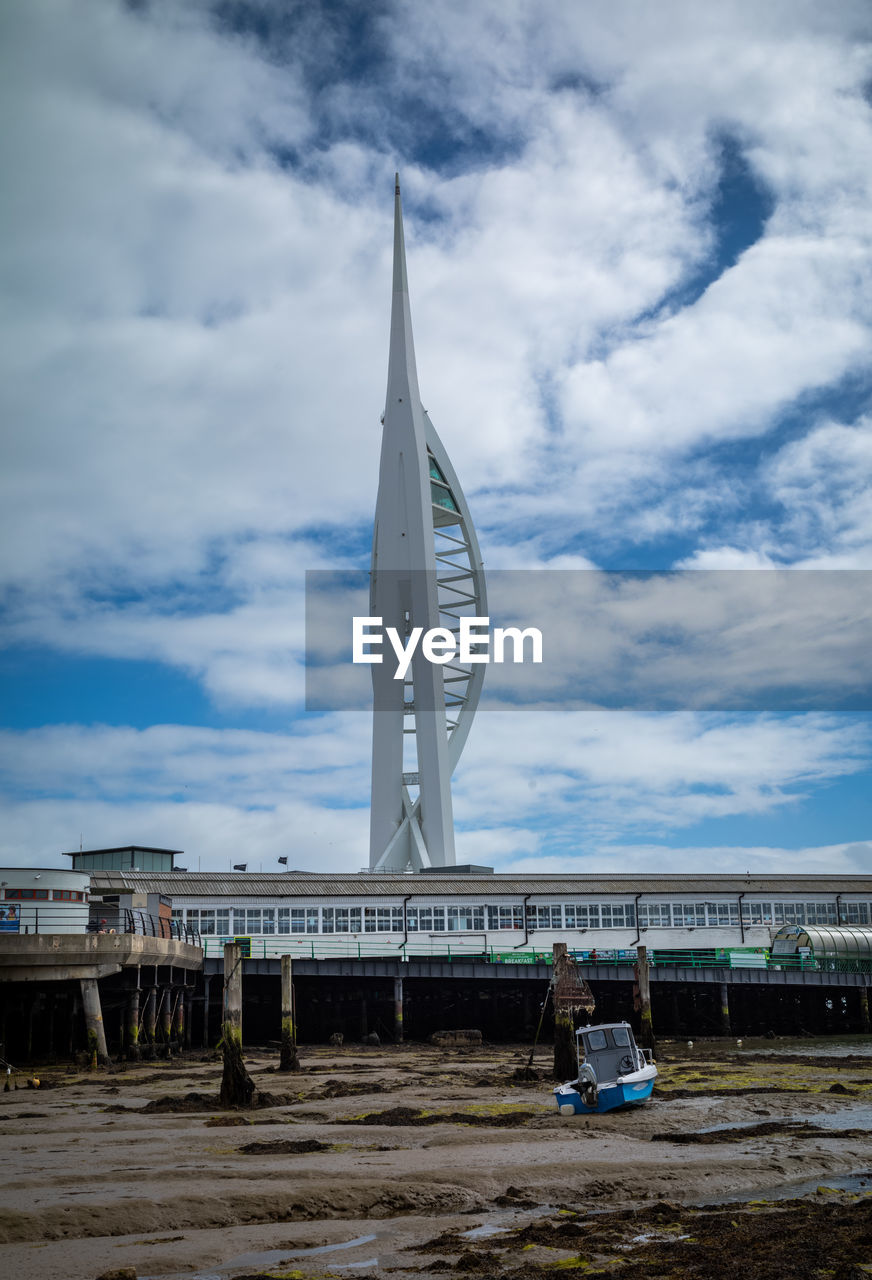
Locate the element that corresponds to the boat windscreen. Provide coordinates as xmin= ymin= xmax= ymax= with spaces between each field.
xmin=612 ymin=1026 xmax=631 ymax=1046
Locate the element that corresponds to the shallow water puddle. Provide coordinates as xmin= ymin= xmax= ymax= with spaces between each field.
xmin=695 ymin=1103 xmax=872 ymax=1134
xmin=699 ymin=1170 xmax=872 ymax=1205
xmin=142 ymin=1232 xmax=378 ymax=1280
xmin=463 ymin=1221 xmax=511 ymax=1240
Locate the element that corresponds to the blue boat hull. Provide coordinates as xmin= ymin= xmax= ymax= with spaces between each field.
xmin=554 ymin=1076 xmax=655 ymax=1115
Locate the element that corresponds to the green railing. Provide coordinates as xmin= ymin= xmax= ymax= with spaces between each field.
xmin=199 ymin=936 xmax=872 ymax=975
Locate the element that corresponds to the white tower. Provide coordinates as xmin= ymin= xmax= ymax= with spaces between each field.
xmin=369 ymin=177 xmax=486 ymax=871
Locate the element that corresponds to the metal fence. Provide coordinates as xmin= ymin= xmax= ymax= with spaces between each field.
xmin=0 ymin=906 xmax=200 ymax=945
xmin=198 ymin=936 xmax=872 ymax=974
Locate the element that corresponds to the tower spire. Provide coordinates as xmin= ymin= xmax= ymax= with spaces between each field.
xmin=369 ymin=177 xmax=487 ymax=872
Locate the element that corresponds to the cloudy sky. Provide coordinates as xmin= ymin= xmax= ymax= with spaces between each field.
xmin=1 ymin=0 xmax=871 ymax=874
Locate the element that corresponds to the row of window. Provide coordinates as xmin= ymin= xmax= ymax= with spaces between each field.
xmin=2 ymin=888 xmax=87 ymax=901
xmin=174 ymin=899 xmax=870 ymax=935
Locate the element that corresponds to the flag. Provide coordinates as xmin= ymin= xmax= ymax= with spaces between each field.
xmin=233 ymin=863 xmax=247 ymax=871
xmin=277 ymin=856 xmax=288 ymax=866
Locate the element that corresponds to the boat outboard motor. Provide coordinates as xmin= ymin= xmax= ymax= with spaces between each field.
xmin=576 ymin=1062 xmax=597 ymax=1109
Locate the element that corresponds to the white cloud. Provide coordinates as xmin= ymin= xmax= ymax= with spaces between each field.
xmin=0 ymin=711 xmax=865 ymax=869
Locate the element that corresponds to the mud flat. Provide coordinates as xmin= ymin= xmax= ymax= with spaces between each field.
xmin=1 ymin=1040 xmax=871 ymax=1278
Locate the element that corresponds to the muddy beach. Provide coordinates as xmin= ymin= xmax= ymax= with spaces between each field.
xmin=1 ymin=1039 xmax=871 ymax=1279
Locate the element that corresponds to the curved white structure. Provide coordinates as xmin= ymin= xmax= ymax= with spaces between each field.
xmin=369 ymin=178 xmax=486 ymax=871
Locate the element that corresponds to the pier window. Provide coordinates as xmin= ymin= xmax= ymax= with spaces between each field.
xmin=527 ymin=905 xmax=562 ymax=929
xmin=321 ymin=908 xmax=335 ymax=934
xmin=671 ymin=902 xmax=707 ymax=927
xmin=278 ymin=908 xmax=291 ymax=934
xmin=600 ymin=904 xmax=635 ymax=928
xmin=487 ymin=905 xmax=524 ymax=930
xmin=407 ymin=906 xmax=446 ymax=931
xmin=232 ymin=908 xmax=247 ymax=933
xmin=335 ymin=907 xmax=362 ymax=932
xmin=245 ymin=909 xmax=262 ymax=933
xmin=564 ymin=904 xmax=600 ymax=928
xmin=839 ymin=902 xmax=869 ymax=925
xmin=774 ymin=903 xmax=803 ymax=925
xmin=198 ymin=910 xmax=215 ymax=935
xmin=447 ymin=906 xmax=486 ymax=931
xmin=638 ymin=904 xmax=671 ymax=927
xmin=707 ymin=902 xmax=740 ymax=927
xmin=740 ymin=902 xmax=773 ymax=926
xmin=364 ymin=907 xmax=404 ymax=932
xmin=805 ymin=902 xmax=838 ymax=925
xmin=3 ymin=888 xmax=49 ymax=900
xmin=52 ymin=890 xmax=85 ymax=901
xmin=261 ymin=908 xmax=275 ymax=934
xmin=185 ymin=909 xmax=199 ymax=927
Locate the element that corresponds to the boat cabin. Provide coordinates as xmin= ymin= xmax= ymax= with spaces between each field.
xmin=577 ymin=1021 xmax=646 ymax=1081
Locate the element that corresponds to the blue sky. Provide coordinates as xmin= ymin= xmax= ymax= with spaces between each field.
xmin=1 ymin=0 xmax=871 ymax=873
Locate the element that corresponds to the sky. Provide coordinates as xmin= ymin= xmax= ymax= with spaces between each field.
xmin=1 ymin=0 xmax=871 ymax=875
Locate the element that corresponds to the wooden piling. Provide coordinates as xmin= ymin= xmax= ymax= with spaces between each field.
xmin=552 ymin=943 xmax=577 ymax=1081
xmin=221 ymin=942 xmax=254 ymax=1106
xmin=279 ymin=954 xmax=300 ymax=1072
xmin=635 ymin=946 xmax=655 ymax=1052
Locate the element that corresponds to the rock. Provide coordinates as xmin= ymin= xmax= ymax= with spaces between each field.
xmin=329 ymin=1031 xmax=344 ymax=1046
xmin=96 ymin=1268 xmax=137 ymax=1280
xmin=362 ymin=1032 xmax=380 ymax=1046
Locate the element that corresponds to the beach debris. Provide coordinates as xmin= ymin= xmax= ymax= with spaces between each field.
xmin=430 ymin=1029 xmax=482 ymax=1047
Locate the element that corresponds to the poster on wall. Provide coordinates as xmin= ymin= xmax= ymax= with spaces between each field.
xmin=0 ymin=905 xmax=20 ymax=933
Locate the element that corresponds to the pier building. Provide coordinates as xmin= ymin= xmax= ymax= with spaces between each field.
xmin=85 ymin=867 xmax=872 ymax=961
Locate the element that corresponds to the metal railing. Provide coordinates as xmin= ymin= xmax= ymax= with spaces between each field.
xmin=198 ymin=936 xmax=872 ymax=975
xmin=0 ymin=906 xmax=200 ymax=946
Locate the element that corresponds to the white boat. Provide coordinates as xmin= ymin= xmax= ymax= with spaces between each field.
xmin=553 ymin=1021 xmax=657 ymax=1115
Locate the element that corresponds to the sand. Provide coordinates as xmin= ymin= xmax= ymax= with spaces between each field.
xmin=1 ymin=1039 xmax=871 ymax=1278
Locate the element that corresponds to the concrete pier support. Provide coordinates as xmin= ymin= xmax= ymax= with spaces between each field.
xmin=80 ymin=977 xmax=110 ymax=1067
xmin=635 ymin=946 xmax=655 ymax=1052
xmin=184 ymin=988 xmax=193 ymax=1048
xmin=393 ymin=976 xmax=404 ymax=1044
xmin=202 ymin=974 xmax=212 ymax=1048
xmin=719 ymin=982 xmax=732 ymax=1036
xmin=279 ymin=955 xmax=300 ymax=1072
xmin=172 ymin=988 xmax=185 ymax=1047
xmin=159 ymin=988 xmax=172 ymax=1053
xmin=144 ymin=986 xmax=157 ymax=1058
xmin=859 ymin=987 xmax=870 ymax=1035
xmin=126 ymin=986 xmax=141 ymax=1059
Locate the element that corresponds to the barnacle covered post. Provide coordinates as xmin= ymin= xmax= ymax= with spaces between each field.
xmin=552 ymin=941 xmax=595 ymax=1081
xmin=279 ymin=953 xmax=300 ymax=1072
xmin=220 ymin=941 xmax=254 ymax=1107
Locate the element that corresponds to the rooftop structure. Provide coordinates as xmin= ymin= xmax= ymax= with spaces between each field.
xmin=63 ymin=845 xmax=183 ymax=872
